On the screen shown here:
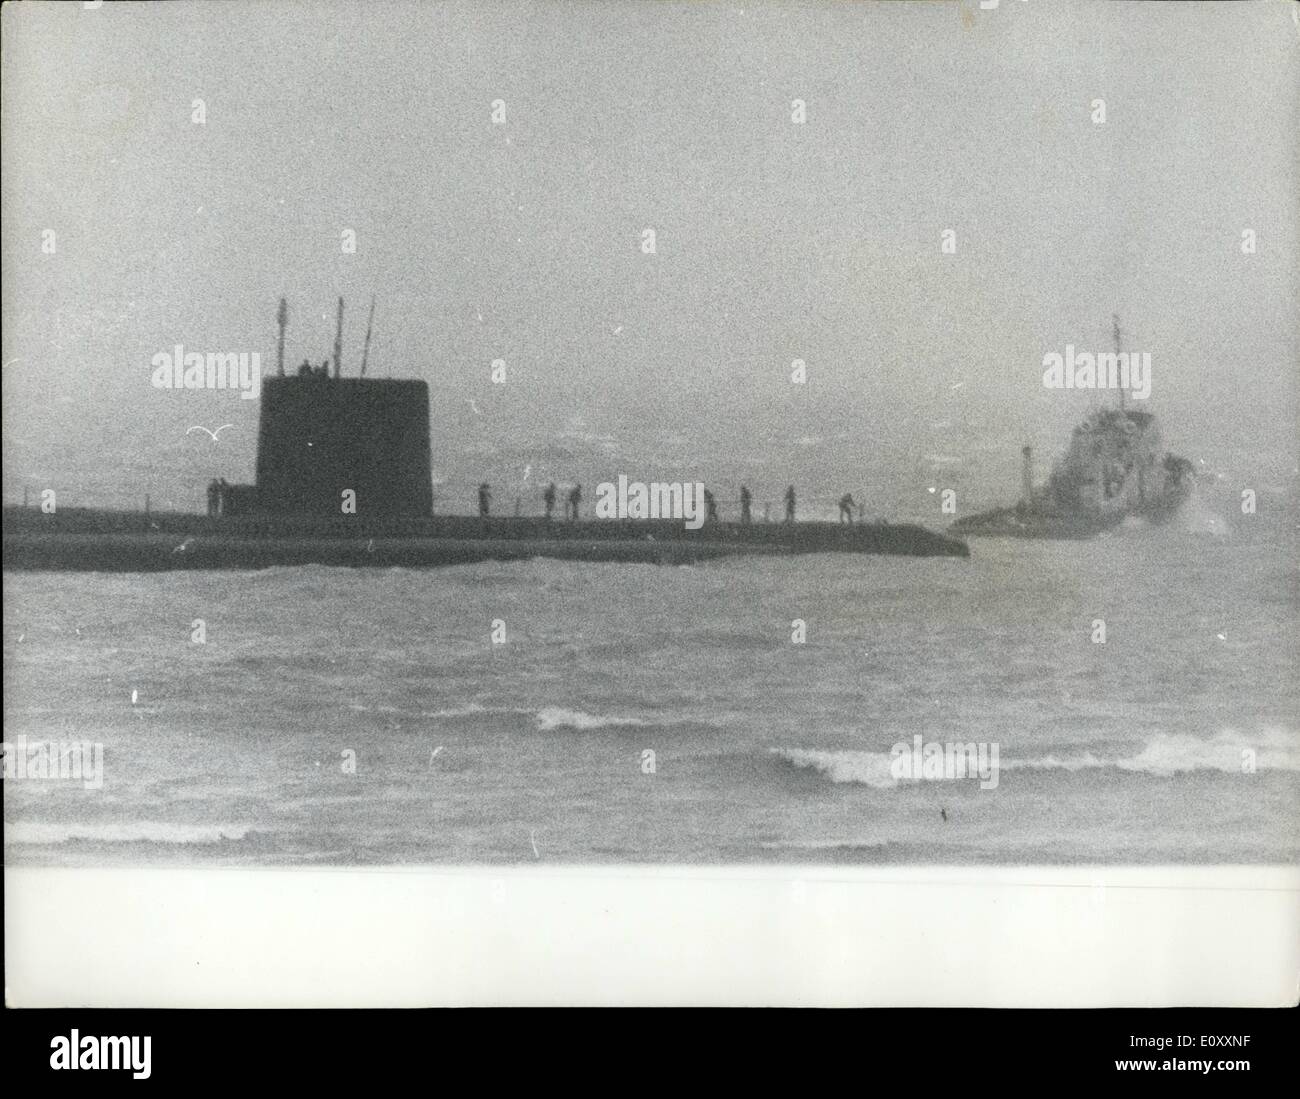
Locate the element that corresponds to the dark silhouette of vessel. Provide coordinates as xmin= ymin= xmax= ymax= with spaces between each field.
xmin=4 ymin=298 xmax=969 ymax=570
xmin=950 ymin=319 xmax=1193 ymax=540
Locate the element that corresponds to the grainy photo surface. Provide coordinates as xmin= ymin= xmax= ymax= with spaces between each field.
xmin=3 ymin=0 xmax=1297 ymax=872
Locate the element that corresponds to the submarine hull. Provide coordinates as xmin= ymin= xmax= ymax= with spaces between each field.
xmin=3 ymin=508 xmax=970 ymax=571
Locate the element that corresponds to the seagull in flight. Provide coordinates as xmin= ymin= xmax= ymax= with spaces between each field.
xmin=187 ymin=425 xmax=234 ymax=441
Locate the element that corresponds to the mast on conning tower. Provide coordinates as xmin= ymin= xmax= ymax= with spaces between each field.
xmin=333 ymin=297 xmax=344 ymax=378
xmin=360 ymin=296 xmax=376 ymax=377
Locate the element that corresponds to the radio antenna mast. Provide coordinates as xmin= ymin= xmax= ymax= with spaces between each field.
xmin=333 ymin=297 xmax=344 ymax=378
xmin=360 ymin=296 xmax=376 ymax=377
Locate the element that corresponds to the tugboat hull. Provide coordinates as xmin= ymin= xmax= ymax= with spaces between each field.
xmin=951 ymin=401 xmax=1193 ymax=540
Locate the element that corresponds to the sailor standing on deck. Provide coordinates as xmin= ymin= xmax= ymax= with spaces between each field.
xmin=739 ymin=486 xmax=752 ymax=524
xmin=478 ymin=483 xmax=491 ymax=518
xmin=784 ymin=485 xmax=796 ymax=523
xmin=838 ymin=493 xmax=856 ymax=524
xmin=704 ymin=489 xmax=718 ymax=523
xmin=543 ymin=482 xmax=557 ymax=521
xmin=567 ymin=484 xmax=582 ymax=521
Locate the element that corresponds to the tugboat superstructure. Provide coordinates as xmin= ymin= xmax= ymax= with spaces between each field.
xmin=951 ymin=319 xmax=1193 ymax=539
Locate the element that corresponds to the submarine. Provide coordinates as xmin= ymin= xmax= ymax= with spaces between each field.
xmin=3 ymin=298 xmax=970 ymax=571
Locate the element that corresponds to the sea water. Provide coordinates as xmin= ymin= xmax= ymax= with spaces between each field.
xmin=3 ymin=522 xmax=1297 ymax=866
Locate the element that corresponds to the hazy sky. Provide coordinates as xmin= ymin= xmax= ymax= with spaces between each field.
xmin=3 ymin=0 xmax=1296 ymax=518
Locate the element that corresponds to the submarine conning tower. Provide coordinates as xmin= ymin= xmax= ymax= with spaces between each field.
xmin=245 ymin=296 xmax=433 ymax=518
xmin=254 ymin=375 xmax=433 ymax=517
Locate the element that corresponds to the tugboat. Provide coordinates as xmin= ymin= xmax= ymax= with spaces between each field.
xmin=950 ymin=320 xmax=1194 ymax=540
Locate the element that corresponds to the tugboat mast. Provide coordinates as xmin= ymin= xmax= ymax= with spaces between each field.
xmin=1113 ymin=313 xmax=1125 ymax=413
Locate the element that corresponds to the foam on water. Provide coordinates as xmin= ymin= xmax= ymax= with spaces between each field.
xmin=6 ymin=821 xmax=255 ymax=845
xmin=534 ymin=706 xmax=653 ymax=732
xmin=419 ymin=703 xmax=490 ymax=719
xmin=772 ymin=728 xmax=1299 ymax=786
xmin=4 ymin=525 xmax=1297 ymax=865
xmin=772 ymin=748 xmax=899 ymax=788
xmin=1176 ymin=485 xmax=1233 ymax=538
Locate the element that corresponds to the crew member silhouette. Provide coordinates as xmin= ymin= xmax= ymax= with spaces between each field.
xmin=543 ymin=482 xmax=557 ymax=520
xmin=478 ymin=483 xmax=491 ymax=517
xmin=739 ymin=486 xmax=752 ymax=524
xmin=567 ymin=484 xmax=582 ymax=521
xmin=838 ymin=493 xmax=856 ymax=524
xmin=784 ymin=485 xmax=796 ymax=522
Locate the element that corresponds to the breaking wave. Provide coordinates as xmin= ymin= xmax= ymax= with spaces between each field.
xmin=1176 ymin=485 xmax=1233 ymax=538
xmin=420 ymin=703 xmax=490 ymax=720
xmin=1005 ymin=729 xmax=1300 ymax=776
xmin=4 ymin=821 xmax=257 ymax=846
xmin=534 ymin=706 xmax=653 ymax=732
xmin=351 ymin=701 xmax=722 ymax=732
xmin=771 ymin=728 xmax=1299 ymax=786
xmin=772 ymin=748 xmax=899 ymax=788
